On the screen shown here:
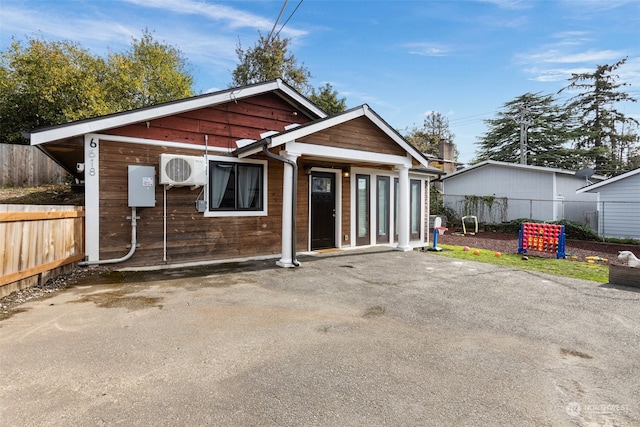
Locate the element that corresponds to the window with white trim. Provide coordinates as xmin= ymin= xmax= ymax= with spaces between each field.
xmin=208 ymin=160 xmax=266 ymax=215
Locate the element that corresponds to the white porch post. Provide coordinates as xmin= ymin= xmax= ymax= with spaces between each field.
xmin=84 ymin=135 xmax=100 ymax=261
xmin=396 ymin=164 xmax=412 ymax=251
xmin=277 ymin=150 xmax=301 ymax=268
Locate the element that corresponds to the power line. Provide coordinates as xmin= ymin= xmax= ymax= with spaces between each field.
xmin=266 ymin=0 xmax=289 ymax=45
xmin=275 ymin=0 xmax=304 ymax=39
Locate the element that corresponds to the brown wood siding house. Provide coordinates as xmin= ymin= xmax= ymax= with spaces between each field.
xmin=30 ymin=80 xmax=442 ymax=269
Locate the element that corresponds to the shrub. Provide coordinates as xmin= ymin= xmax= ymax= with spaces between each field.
xmin=553 ymin=220 xmax=600 ymax=242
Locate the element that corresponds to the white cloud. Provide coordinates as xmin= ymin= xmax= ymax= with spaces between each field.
xmin=559 ymin=0 xmax=634 ymax=12
xmin=404 ymin=42 xmax=451 ymax=57
xmin=524 ymin=66 xmax=594 ymax=82
xmin=515 ymin=24 xmax=630 ymax=84
xmin=123 ymin=0 xmax=307 ymax=38
xmin=477 ymin=0 xmax=532 ymax=10
xmin=0 ymin=6 xmax=137 ymax=53
xmin=517 ymin=48 xmax=625 ymax=64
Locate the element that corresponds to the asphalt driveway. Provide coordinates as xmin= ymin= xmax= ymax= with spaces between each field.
xmin=1 ymin=248 xmax=638 ymax=426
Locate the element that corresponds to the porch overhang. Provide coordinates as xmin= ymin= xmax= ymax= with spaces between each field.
xmin=234 ymin=104 xmax=436 ymax=172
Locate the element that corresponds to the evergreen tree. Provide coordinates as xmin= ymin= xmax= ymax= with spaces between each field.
xmin=404 ymin=111 xmax=455 ymax=157
xmin=474 ymin=92 xmax=578 ymax=168
xmin=560 ymin=57 xmax=639 ymax=175
xmin=309 ymin=83 xmax=346 ymax=114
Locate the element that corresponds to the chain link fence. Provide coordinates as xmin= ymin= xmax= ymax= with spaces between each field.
xmin=436 ymin=193 xmax=639 ymax=239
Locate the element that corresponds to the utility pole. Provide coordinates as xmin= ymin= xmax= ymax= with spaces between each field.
xmin=517 ymin=105 xmax=531 ymax=165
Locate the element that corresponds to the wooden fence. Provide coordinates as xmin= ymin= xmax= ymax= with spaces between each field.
xmin=0 ymin=143 xmax=69 ymax=187
xmin=0 ymin=205 xmax=84 ymax=298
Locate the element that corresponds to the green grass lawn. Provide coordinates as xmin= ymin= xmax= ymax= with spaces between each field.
xmin=428 ymin=244 xmax=609 ymax=283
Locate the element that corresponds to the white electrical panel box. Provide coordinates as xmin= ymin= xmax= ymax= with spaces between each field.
xmin=128 ymin=165 xmax=156 ymax=207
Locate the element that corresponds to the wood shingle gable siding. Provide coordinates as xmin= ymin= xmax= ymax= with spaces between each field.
xmin=103 ymin=94 xmax=311 ymax=149
xmin=299 ymin=116 xmax=408 ymax=157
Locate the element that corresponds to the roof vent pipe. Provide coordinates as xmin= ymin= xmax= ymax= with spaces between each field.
xmin=262 ymin=142 xmax=300 ymax=267
xmin=79 ymin=207 xmax=138 ymax=266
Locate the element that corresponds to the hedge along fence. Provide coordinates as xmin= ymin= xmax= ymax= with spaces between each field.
xmin=0 ymin=143 xmax=69 ymax=187
xmin=0 ymin=205 xmax=84 ymax=298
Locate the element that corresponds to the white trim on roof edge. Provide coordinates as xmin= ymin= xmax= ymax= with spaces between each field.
xmin=442 ymin=160 xmax=606 ymax=180
xmin=576 ymin=167 xmax=640 ymax=193
xmin=30 ymin=79 xmax=326 ymax=146
xmin=285 ymin=141 xmax=412 ymax=167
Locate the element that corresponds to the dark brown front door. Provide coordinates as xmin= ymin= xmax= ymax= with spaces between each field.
xmin=310 ymin=172 xmax=336 ymax=250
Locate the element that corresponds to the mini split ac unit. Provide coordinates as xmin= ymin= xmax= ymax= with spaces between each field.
xmin=159 ymin=154 xmax=206 ymax=186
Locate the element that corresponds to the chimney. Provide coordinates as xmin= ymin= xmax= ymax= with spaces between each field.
xmin=438 ymin=139 xmax=456 ymax=174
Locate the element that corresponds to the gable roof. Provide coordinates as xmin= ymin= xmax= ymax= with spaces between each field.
xmin=576 ymin=167 xmax=640 ymax=194
xmin=441 ymin=160 xmax=606 ymax=181
xmin=235 ymin=104 xmax=441 ymax=172
xmin=29 ymin=79 xmax=327 ymax=145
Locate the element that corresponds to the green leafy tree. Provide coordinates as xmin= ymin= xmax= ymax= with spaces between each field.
xmin=106 ymin=29 xmax=193 ymax=111
xmin=1 ymin=38 xmax=109 ymax=143
xmin=404 ymin=111 xmax=455 ymax=157
xmin=231 ymin=33 xmax=311 ymax=94
xmin=560 ymin=57 xmax=639 ymax=175
xmin=309 ymin=83 xmax=346 ymax=114
xmin=474 ymin=92 xmax=579 ymax=168
xmin=0 ymin=31 xmax=194 ymax=143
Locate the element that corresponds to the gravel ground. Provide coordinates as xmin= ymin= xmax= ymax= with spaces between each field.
xmin=0 ymin=267 xmax=110 ymax=320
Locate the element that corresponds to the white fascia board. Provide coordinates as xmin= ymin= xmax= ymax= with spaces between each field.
xmin=286 ymin=141 xmax=412 ymax=167
xmin=276 ymin=79 xmax=328 ymax=118
xmin=273 ymin=107 xmax=367 ymax=145
xmin=89 ymin=133 xmax=232 ymax=153
xmin=576 ymin=167 xmax=640 ymax=193
xmin=361 ymin=106 xmax=430 ymax=169
xmin=31 ymin=83 xmax=280 ymax=145
xmin=236 ymin=107 xmax=368 ymax=158
xmin=237 ymin=104 xmax=428 ymax=168
xmin=443 ymin=160 xmax=587 ymax=180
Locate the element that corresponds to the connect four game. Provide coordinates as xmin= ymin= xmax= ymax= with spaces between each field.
xmin=517 ymin=223 xmax=566 ymax=259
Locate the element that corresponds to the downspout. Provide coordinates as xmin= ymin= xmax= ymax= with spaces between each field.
xmin=78 ymin=207 xmax=138 ymax=266
xmin=262 ymin=141 xmax=300 ymax=267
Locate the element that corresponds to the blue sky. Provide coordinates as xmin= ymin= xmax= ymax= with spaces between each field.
xmin=2 ymin=0 xmax=640 ymax=164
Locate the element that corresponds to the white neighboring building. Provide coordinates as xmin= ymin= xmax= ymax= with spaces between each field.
xmin=576 ymin=168 xmax=640 ymax=240
xmin=441 ymin=160 xmax=603 ymax=224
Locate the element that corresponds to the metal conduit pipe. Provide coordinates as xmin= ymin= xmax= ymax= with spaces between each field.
xmin=262 ymin=142 xmax=300 ymax=267
xmin=79 ymin=207 xmax=138 ymax=266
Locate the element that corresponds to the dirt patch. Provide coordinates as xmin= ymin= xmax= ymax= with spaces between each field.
xmin=72 ymin=287 xmax=163 ymax=311
xmin=0 ymin=184 xmax=84 ymax=205
xmin=363 ymin=305 xmax=386 ymax=318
